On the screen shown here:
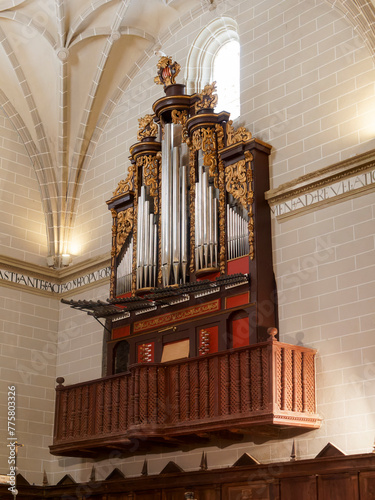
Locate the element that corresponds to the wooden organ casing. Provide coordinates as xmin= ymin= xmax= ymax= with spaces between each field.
xmin=106 ymin=59 xmax=278 ymax=373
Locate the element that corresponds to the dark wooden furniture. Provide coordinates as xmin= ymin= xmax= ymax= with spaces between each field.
xmin=4 ymin=451 xmax=375 ymax=499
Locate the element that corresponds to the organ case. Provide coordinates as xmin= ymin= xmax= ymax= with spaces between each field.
xmin=54 ymin=58 xmax=320 ymax=457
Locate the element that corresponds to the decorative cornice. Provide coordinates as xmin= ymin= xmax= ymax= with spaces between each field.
xmin=0 ymin=254 xmax=111 ymax=299
xmin=266 ymin=149 xmax=375 ymax=220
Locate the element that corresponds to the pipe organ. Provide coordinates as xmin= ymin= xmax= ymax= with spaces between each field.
xmin=103 ymin=56 xmax=278 ymax=371
xmin=56 ymin=57 xmax=321 ymax=456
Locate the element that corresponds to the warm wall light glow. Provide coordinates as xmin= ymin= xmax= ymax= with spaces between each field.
xmin=68 ymin=240 xmax=82 ymax=256
xmin=61 ymin=254 xmax=71 ymax=266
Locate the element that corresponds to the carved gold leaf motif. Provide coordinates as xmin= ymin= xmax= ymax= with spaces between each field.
xmin=137 ymin=114 xmax=158 ymax=141
xmin=116 ymin=208 xmax=134 ymax=256
xmin=195 ymin=82 xmax=218 ymax=113
xmin=113 ymin=164 xmax=134 ymax=196
xmin=226 ymin=120 xmax=252 ymax=146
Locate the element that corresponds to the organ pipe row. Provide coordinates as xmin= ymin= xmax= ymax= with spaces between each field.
xmin=195 ymin=153 xmax=219 ymax=271
xmin=116 ymin=237 xmax=133 ymax=295
xmin=136 ymin=186 xmax=158 ymax=289
xmin=227 ymin=204 xmax=249 ymax=260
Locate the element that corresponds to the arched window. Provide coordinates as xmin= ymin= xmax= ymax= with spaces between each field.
xmin=185 ymin=17 xmax=240 ymax=119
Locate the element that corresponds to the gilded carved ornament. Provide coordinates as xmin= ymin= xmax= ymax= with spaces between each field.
xmin=154 ymin=56 xmax=181 ymax=87
xmin=195 ymin=82 xmax=218 ymax=113
xmin=171 ymin=109 xmax=188 ymax=142
xmin=113 ymin=164 xmax=134 ymax=197
xmin=226 ymin=120 xmax=252 ymax=146
xmin=137 ymin=155 xmax=159 ymax=214
xmin=225 ymin=154 xmax=255 ymax=260
xmin=137 ymin=114 xmax=158 ymax=141
xmin=116 ymin=208 xmax=134 ymax=256
xmin=192 ymin=127 xmax=218 ymax=185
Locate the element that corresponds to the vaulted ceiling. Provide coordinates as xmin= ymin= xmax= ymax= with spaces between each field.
xmin=0 ymin=0 xmax=374 ymax=266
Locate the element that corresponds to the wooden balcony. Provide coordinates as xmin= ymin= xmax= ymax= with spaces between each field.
xmin=50 ymin=334 xmax=321 ymax=457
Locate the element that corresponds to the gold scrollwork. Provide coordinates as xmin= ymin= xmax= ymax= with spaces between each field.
xmin=113 ymin=164 xmax=134 ymax=197
xmin=191 ymin=127 xmax=218 ymax=186
xmin=116 ymin=208 xmax=134 ymax=256
xmin=137 ymin=114 xmax=158 ymax=141
xmin=171 ymin=109 xmax=188 ymax=142
xmin=195 ymin=82 xmax=218 ymax=113
xmin=154 ymin=56 xmax=181 ymax=87
xmin=245 ymin=151 xmax=254 ymax=260
xmin=215 ymin=124 xmax=225 ymax=150
xmin=137 ymin=155 xmax=159 ymax=214
xmin=226 ymin=120 xmax=252 ymax=146
xmin=225 ymin=159 xmax=248 ymax=208
xmin=225 ymin=155 xmax=255 ymax=260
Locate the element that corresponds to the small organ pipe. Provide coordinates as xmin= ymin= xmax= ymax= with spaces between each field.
xmin=172 ymin=146 xmax=180 ymax=284
xmin=181 ymin=164 xmax=187 ymax=283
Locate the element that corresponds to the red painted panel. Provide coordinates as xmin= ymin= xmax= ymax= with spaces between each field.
xmin=226 ymin=292 xmax=249 ymax=309
xmin=137 ymin=342 xmax=154 ymax=363
xmin=116 ymin=292 xmax=132 ymax=299
xmin=112 ymin=325 xmax=130 ymax=339
xmin=199 ymin=326 xmax=219 ymax=355
xmin=232 ymin=317 xmax=249 ymax=348
xmin=227 ymin=256 xmax=249 ymax=275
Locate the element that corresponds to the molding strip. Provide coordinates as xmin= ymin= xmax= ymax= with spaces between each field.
xmin=266 ymin=149 xmax=375 ymax=221
xmin=0 ymin=254 xmax=111 ymax=299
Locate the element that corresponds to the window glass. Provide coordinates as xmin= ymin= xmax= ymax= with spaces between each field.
xmin=213 ymin=40 xmax=240 ymax=119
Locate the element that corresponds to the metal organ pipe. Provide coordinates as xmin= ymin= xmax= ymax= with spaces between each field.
xmin=226 ymin=202 xmax=249 ymax=260
xmin=195 ymin=151 xmax=219 ymax=271
xmin=116 ymin=237 xmax=133 ymax=295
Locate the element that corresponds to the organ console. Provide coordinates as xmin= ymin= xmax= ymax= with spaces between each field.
xmin=55 ymin=57 xmax=321 ymax=457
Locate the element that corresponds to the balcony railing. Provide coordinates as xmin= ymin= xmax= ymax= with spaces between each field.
xmin=50 ymin=334 xmax=321 ymax=457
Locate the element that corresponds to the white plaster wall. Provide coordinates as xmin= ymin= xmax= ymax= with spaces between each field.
xmin=0 ymin=109 xmax=48 ymax=266
xmin=0 ymin=287 xmax=58 ymax=484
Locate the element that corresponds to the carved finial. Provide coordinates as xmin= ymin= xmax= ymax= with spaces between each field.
xmin=137 ymin=114 xmax=158 ymax=141
xmin=195 ymin=82 xmax=218 ymax=113
xmin=290 ymin=440 xmax=296 ymax=461
xmin=42 ymin=470 xmax=48 ymax=486
xmin=267 ymin=328 xmax=278 ymax=341
xmin=154 ymin=56 xmax=181 ymax=87
xmin=199 ymin=451 xmax=208 ymax=470
xmin=141 ymin=458 xmax=148 ymax=476
xmin=56 ymin=377 xmax=65 ymax=386
xmin=89 ymin=465 xmax=96 ymax=482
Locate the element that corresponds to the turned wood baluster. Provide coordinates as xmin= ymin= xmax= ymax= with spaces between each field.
xmin=112 ymin=378 xmax=120 ymax=431
xmin=69 ymin=389 xmax=76 ymax=437
xmin=302 ymin=352 xmax=308 ymax=412
xmin=134 ymin=367 xmax=140 ymax=424
xmin=281 ymin=347 xmax=287 ymax=411
xmin=204 ymin=358 xmax=209 ymax=418
xmin=186 ymin=363 xmax=190 ymax=419
xmin=292 ymin=350 xmax=298 ymax=412
xmin=76 ymin=386 xmax=82 ymax=436
xmin=175 ymin=365 xmax=180 ymax=421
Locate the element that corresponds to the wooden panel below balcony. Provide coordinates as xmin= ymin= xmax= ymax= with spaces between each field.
xmin=50 ymin=338 xmax=321 ymax=457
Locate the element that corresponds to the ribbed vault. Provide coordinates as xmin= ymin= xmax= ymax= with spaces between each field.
xmin=0 ymin=0 xmax=373 ymax=267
